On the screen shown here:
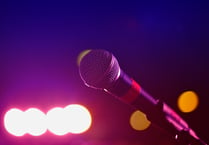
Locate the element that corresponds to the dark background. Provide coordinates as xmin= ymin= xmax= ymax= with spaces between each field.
xmin=0 ymin=1 xmax=209 ymax=145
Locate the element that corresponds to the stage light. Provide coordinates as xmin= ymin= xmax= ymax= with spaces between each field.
xmin=130 ymin=110 xmax=151 ymax=131
xmin=4 ymin=104 xmax=92 ymax=136
xmin=177 ymin=91 xmax=199 ymax=113
xmin=4 ymin=108 xmax=26 ymax=136
xmin=46 ymin=105 xmax=92 ymax=135
xmin=46 ymin=107 xmax=69 ymax=136
xmin=24 ymin=108 xmax=47 ymax=136
xmin=64 ymin=104 xmax=92 ymax=134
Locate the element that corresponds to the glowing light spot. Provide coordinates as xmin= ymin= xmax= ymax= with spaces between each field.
xmin=4 ymin=104 xmax=92 ymax=137
xmin=77 ymin=49 xmax=91 ymax=66
xmin=4 ymin=109 xmax=26 ymax=136
xmin=64 ymin=104 xmax=92 ymax=134
xmin=178 ymin=91 xmax=199 ymax=113
xmin=46 ymin=107 xmax=68 ymax=135
xmin=25 ymin=108 xmax=47 ymax=136
xmin=130 ymin=110 xmax=151 ymax=131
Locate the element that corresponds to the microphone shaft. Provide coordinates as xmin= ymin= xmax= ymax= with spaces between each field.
xmin=106 ymin=70 xmax=206 ymax=145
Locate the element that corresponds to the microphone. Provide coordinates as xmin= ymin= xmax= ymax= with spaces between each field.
xmin=79 ymin=49 xmax=207 ymax=145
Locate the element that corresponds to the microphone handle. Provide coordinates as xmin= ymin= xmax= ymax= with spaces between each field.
xmin=103 ymin=70 xmax=207 ymax=145
xmin=133 ymin=88 xmax=207 ymax=145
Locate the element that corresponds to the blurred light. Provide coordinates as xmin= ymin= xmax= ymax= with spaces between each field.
xmin=46 ymin=107 xmax=68 ymax=136
xmin=64 ymin=104 xmax=92 ymax=134
xmin=4 ymin=104 xmax=92 ymax=136
xmin=77 ymin=49 xmax=91 ymax=66
xmin=4 ymin=109 xmax=26 ymax=136
xmin=25 ymin=108 xmax=47 ymax=136
xmin=177 ymin=91 xmax=199 ymax=113
xmin=130 ymin=110 xmax=151 ymax=131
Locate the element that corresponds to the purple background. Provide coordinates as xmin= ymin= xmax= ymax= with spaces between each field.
xmin=0 ymin=1 xmax=209 ymax=145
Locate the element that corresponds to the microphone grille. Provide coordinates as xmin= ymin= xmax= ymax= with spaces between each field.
xmin=79 ymin=49 xmax=120 ymax=89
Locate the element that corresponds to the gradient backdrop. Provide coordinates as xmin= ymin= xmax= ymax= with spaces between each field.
xmin=0 ymin=1 xmax=209 ymax=145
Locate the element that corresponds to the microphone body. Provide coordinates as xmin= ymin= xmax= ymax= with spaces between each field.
xmin=79 ymin=49 xmax=207 ymax=145
xmin=106 ymin=69 xmax=199 ymax=143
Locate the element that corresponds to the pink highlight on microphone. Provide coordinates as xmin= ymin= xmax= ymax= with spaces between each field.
xmin=120 ymin=79 xmax=140 ymax=103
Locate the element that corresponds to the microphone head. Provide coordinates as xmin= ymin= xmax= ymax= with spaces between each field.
xmin=79 ymin=49 xmax=120 ymax=90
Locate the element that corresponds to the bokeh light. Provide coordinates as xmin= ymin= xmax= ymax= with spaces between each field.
xmin=46 ymin=107 xmax=69 ymax=136
xmin=64 ymin=104 xmax=92 ymax=134
xmin=130 ymin=110 xmax=151 ymax=131
xmin=4 ymin=104 xmax=92 ymax=137
xmin=4 ymin=108 xmax=26 ymax=136
xmin=177 ymin=91 xmax=199 ymax=113
xmin=77 ymin=49 xmax=91 ymax=66
xmin=25 ymin=108 xmax=47 ymax=136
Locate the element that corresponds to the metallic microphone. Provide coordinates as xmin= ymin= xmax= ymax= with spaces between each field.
xmin=79 ymin=49 xmax=207 ymax=145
